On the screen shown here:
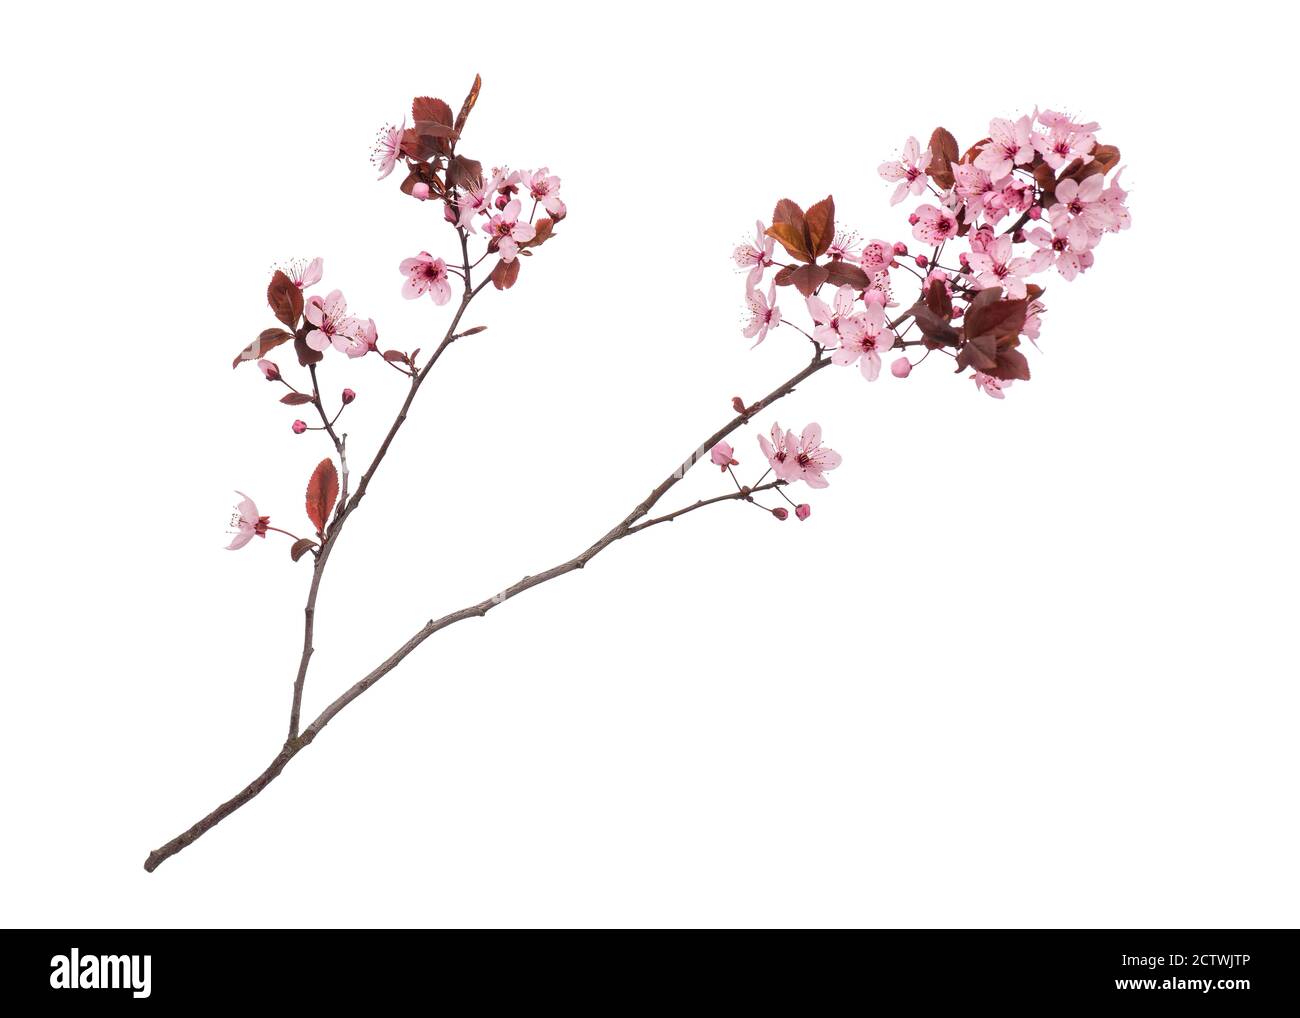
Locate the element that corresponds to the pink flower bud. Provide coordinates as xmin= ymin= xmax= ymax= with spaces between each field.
xmin=1028 ymin=206 xmax=1042 ymax=220
xmin=795 ymin=503 xmax=811 ymax=521
xmin=771 ymin=507 xmax=789 ymax=521
xmin=1013 ymin=230 xmax=1026 ymax=244
xmin=443 ymin=203 xmax=458 ymax=224
xmin=292 ymin=420 xmax=308 ymax=435
xmin=495 ymin=194 xmax=509 ymax=210
xmin=958 ymin=252 xmax=970 ymax=267
xmin=891 ymin=357 xmax=912 ymax=378
xmin=412 ymin=182 xmax=430 ymax=201
xmin=907 ymin=213 xmax=920 ymax=225
xmin=257 ymin=359 xmax=280 ymax=382
xmin=952 ymin=306 xmax=965 ymax=319
xmin=915 ymin=254 xmax=928 ymax=268
xmin=893 ymin=241 xmax=909 ymax=255
xmin=341 ymin=388 xmax=356 ymax=405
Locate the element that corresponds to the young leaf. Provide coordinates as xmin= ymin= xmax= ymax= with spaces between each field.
xmin=232 ymin=328 xmax=292 ymax=369
xmin=294 ymin=332 xmax=323 ymax=367
xmin=447 ymin=154 xmax=483 ymax=191
xmin=268 ymin=271 xmax=304 ymax=328
xmin=454 ymin=74 xmax=482 ymax=135
xmin=290 ymin=538 xmax=317 ymax=562
xmin=766 ymin=199 xmax=812 ymax=262
xmin=788 ymin=264 xmax=830 ymax=297
xmin=491 ymin=258 xmax=520 ymax=290
xmin=804 ymin=196 xmax=835 ymax=259
xmin=824 ymin=261 xmax=869 ymax=289
xmin=305 ymin=458 xmax=340 ymax=534
xmin=280 ymin=393 xmax=314 ymax=406
xmin=928 ymin=127 xmax=959 ymax=189
xmin=925 ymin=277 xmax=953 ymax=319
xmin=412 ymin=97 xmax=453 ymax=126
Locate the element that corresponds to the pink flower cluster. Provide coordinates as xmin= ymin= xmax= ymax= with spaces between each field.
xmin=454 ymin=167 xmax=564 ymax=262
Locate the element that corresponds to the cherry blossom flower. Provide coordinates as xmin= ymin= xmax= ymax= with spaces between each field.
xmin=806 ymin=284 xmax=866 ymax=350
xmin=743 ymin=281 xmax=782 ymax=346
xmin=304 ymin=290 xmax=365 ymax=353
xmin=757 ymin=423 xmax=796 ymax=481
xmin=1023 ymin=299 xmax=1046 ymax=348
xmin=456 ymin=174 xmax=499 ymax=232
xmin=831 ymin=302 xmax=895 ymax=381
xmin=863 ymin=269 xmax=894 ymax=308
xmin=891 ymin=357 xmax=912 ymax=378
xmin=370 ymin=118 xmax=406 ymax=180
xmin=1027 ymin=222 xmax=1090 ymax=281
xmin=795 ymin=503 xmax=811 ymax=521
xmin=399 ymin=252 xmax=452 ymax=305
xmin=280 ymin=257 xmax=324 ymax=290
xmin=710 ymin=441 xmax=738 ymax=470
xmin=486 ymin=199 xmax=536 ymax=262
xmin=827 ymin=230 xmax=861 ymax=261
xmin=227 ymin=492 xmax=269 ymax=550
xmin=966 ymin=235 xmax=1051 ymax=299
xmin=878 ymin=136 xmax=932 ymax=206
xmin=784 ymin=423 xmax=842 ymax=488
xmin=860 ymin=238 xmax=895 ymax=275
xmin=257 ymin=359 xmax=280 ymax=381
xmin=522 ymin=167 xmax=565 ymax=217
xmin=353 ymin=318 xmax=378 ymax=358
xmin=733 ymin=220 xmax=775 ymax=289
xmin=1033 ymin=116 xmax=1096 ymax=170
xmin=953 ymin=163 xmax=996 ymax=220
xmin=972 ymin=372 xmax=1011 ymax=400
xmin=1050 ymin=175 xmax=1115 ymax=249
xmin=912 ymin=204 xmax=959 ymax=245
xmin=1099 ymin=168 xmax=1132 ymax=233
xmin=975 ymin=115 xmax=1035 ymax=179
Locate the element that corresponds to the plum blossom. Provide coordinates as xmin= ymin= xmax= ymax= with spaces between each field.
xmin=860 ymin=238 xmax=894 ymax=275
xmin=280 ymin=257 xmax=324 ymax=290
xmin=912 ymin=204 xmax=959 ymax=245
xmin=1033 ymin=116 xmax=1096 ymax=170
xmin=1050 ymin=175 xmax=1116 ymax=249
xmin=757 ymin=423 xmax=796 ymax=481
xmin=457 ymin=174 xmax=499 ymax=232
xmin=878 ymin=136 xmax=932 ymax=206
xmin=831 ymin=302 xmax=896 ymax=381
xmin=400 ymin=252 xmax=453 ymax=305
xmin=795 ymin=503 xmax=811 ymax=521
xmin=806 ymin=285 xmax=866 ymax=350
xmin=486 ymin=199 xmax=536 ymax=262
xmin=522 ymin=167 xmax=565 ymax=217
xmin=743 ymin=282 xmax=781 ymax=346
xmin=305 ymin=290 xmax=366 ymax=354
xmin=863 ymin=269 xmax=894 ymax=308
xmin=1027 ymin=222 xmax=1091 ymax=280
xmin=257 ymin=359 xmax=280 ymax=381
xmin=733 ymin=220 xmax=775 ymax=288
xmin=370 ymin=119 xmax=406 ymax=180
xmin=953 ymin=163 xmax=996 ymax=220
xmin=975 ymin=115 xmax=1035 ymax=179
xmin=966 ymin=235 xmax=1051 ymax=299
xmin=1099 ymin=168 xmax=1132 ymax=232
xmin=710 ymin=441 xmax=738 ymax=471
xmin=784 ymin=423 xmax=842 ymax=488
xmin=227 ymin=492 xmax=269 ymax=550
xmin=972 ymin=372 xmax=1011 ymax=400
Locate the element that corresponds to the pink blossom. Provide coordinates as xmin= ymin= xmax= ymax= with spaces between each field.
xmin=966 ymin=235 xmax=1050 ymax=300
xmin=1099 ymin=168 xmax=1132 ymax=233
xmin=830 ymin=302 xmax=895 ymax=381
xmin=486 ymin=199 xmax=536 ymax=262
xmin=257 ymin=359 xmax=280 ymax=381
xmin=522 ymin=167 xmax=565 ymax=217
xmin=771 ymin=507 xmax=789 ymax=521
xmin=975 ymin=115 xmax=1035 ymax=179
xmin=891 ymin=357 xmax=912 ymax=378
xmin=878 ymin=136 xmax=932 ymax=206
xmin=784 ymin=423 xmax=842 ymax=489
xmin=1033 ymin=117 xmax=1096 ymax=170
xmin=734 ymin=220 xmax=775 ymax=289
xmin=1022 ymin=299 xmax=1046 ymax=348
xmin=860 ymin=238 xmax=895 ymax=275
xmin=911 ymin=204 xmax=959 ymax=245
xmin=863 ymin=269 xmax=894 ymax=308
xmin=399 ymin=252 xmax=453 ymax=305
xmin=457 ymin=173 xmax=498 ymax=232
xmin=370 ymin=119 xmax=405 ymax=180
xmin=1027 ymin=222 xmax=1090 ymax=281
xmin=353 ymin=318 xmax=378 ymax=357
xmin=304 ymin=290 xmax=366 ymax=354
xmin=280 ymin=257 xmax=324 ymax=290
xmin=795 ymin=503 xmax=811 ymax=521
xmin=743 ymin=282 xmax=782 ymax=346
xmin=1050 ymin=175 xmax=1115 ymax=249
xmin=972 ymin=372 xmax=1010 ymax=400
xmin=710 ymin=441 xmax=738 ymax=470
xmin=953 ymin=163 xmax=996 ymax=220
xmin=227 ymin=492 xmax=269 ymax=550
xmin=827 ymin=231 xmax=861 ymax=261
xmin=806 ymin=285 xmax=866 ymax=350
xmin=757 ymin=423 xmax=796 ymax=481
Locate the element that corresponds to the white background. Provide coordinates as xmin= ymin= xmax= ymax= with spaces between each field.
xmin=2 ymin=0 xmax=1296 ymax=929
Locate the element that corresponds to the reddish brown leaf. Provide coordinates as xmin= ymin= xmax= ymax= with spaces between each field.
xmin=415 ymin=121 xmax=459 ymax=140
xmin=773 ymin=266 xmax=797 ymax=287
xmin=383 ymin=349 xmax=409 ymax=363
xmin=991 ymin=347 xmax=1031 ymax=382
xmin=447 ymin=154 xmax=482 ymax=191
xmin=232 ymin=328 xmax=292 ymax=369
xmin=928 ymin=128 xmax=959 ymax=188
xmin=765 ymin=222 xmax=811 ymax=263
xmin=912 ymin=305 xmax=961 ymax=348
xmin=732 ymin=397 xmax=748 ymax=415
xmin=294 ymin=333 xmax=323 ymax=367
xmin=267 ymin=271 xmax=303 ymax=328
xmin=290 ymin=538 xmax=317 ymax=562
xmin=824 ymin=261 xmax=869 ymax=289
xmin=524 ymin=217 xmax=554 ymax=249
xmin=804 ymin=196 xmax=835 ymax=259
xmin=961 ymin=137 xmax=991 ymax=165
xmin=788 ymin=264 xmax=830 ymax=297
xmin=454 ymin=74 xmax=482 ymax=136
xmin=412 ymin=97 xmax=453 ymax=126
xmin=280 ymin=392 xmax=313 ymax=405
xmin=491 ymin=258 xmax=520 ymax=290
xmin=305 ymin=458 xmax=339 ymax=534
xmin=925 ymin=278 xmax=953 ymax=319
xmin=965 ymin=290 xmax=1028 ymax=342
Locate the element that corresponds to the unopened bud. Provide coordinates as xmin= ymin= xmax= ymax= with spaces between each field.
xmin=258 ymin=359 xmax=280 ymax=382
xmin=443 ymin=203 xmax=458 ymax=224
xmin=1013 ymin=230 xmax=1026 ymax=244
xmin=412 ymin=182 xmax=430 ymax=201
xmin=891 ymin=357 xmax=912 ymax=378
xmin=958 ymin=252 xmax=970 ymax=266
xmin=341 ymin=388 xmax=356 ymax=405
xmin=915 ymin=254 xmax=928 ymax=268
xmin=893 ymin=241 xmax=908 ymax=256
xmin=908 ymin=213 xmax=920 ymax=225
xmin=795 ymin=503 xmax=811 ymax=521
xmin=1028 ymin=206 xmax=1042 ymax=220
xmin=495 ymin=194 xmax=509 ymax=210
xmin=292 ymin=419 xmax=308 ymax=435
xmin=772 ymin=507 xmax=789 ymax=521
xmin=952 ymin=306 xmax=965 ymax=319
